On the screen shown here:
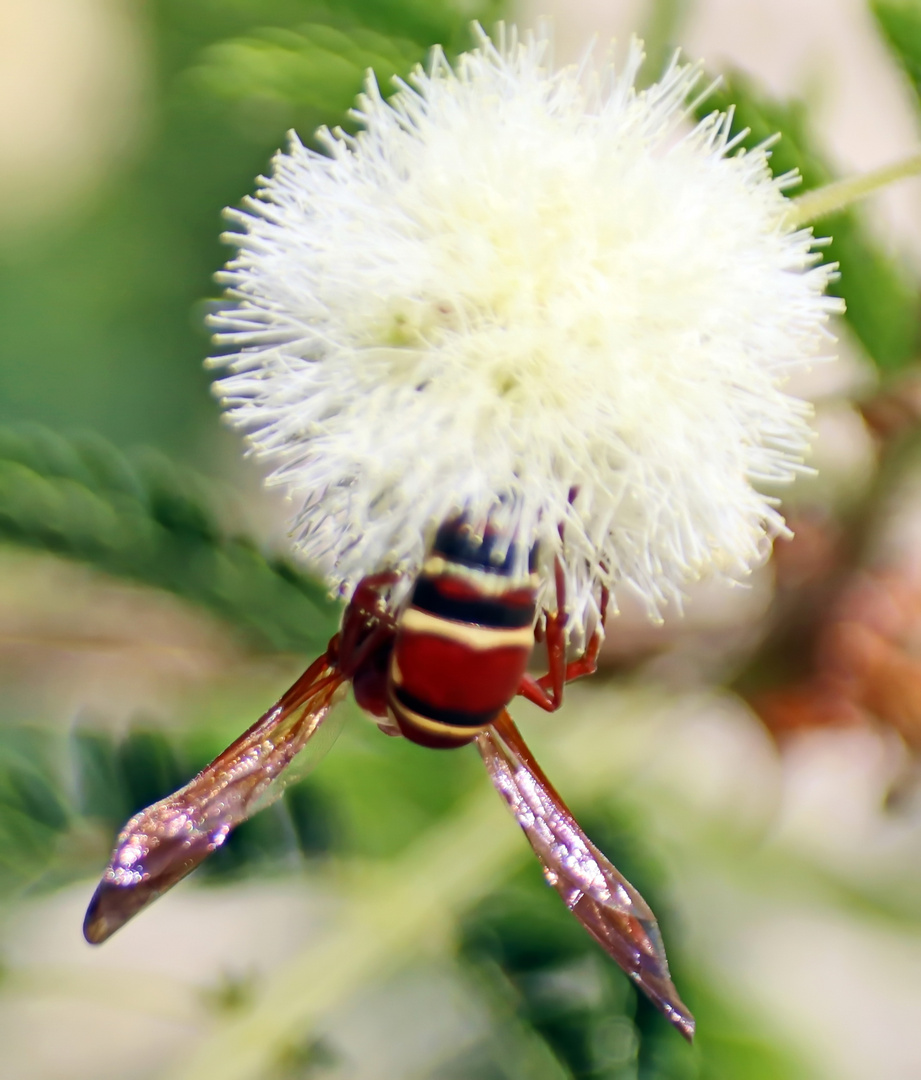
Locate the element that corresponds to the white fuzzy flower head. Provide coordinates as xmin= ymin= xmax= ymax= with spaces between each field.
xmin=211 ymin=24 xmax=842 ymax=636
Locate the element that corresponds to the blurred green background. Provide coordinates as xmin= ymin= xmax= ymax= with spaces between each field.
xmin=3 ymin=1 xmax=921 ymax=1078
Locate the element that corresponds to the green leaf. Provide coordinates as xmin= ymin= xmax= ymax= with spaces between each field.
xmin=0 ymin=424 xmax=339 ymax=653
xmin=0 ymin=729 xmax=72 ymax=896
xmin=185 ymin=24 xmax=421 ymax=119
xmin=72 ymin=729 xmax=131 ymax=827
xmin=873 ymin=0 xmax=921 ymax=100
xmin=459 ymin=816 xmax=677 ymax=1080
xmin=697 ymin=72 xmax=920 ymax=373
xmin=0 ymin=743 xmax=69 ymax=834
xmin=309 ymin=717 xmax=483 ymax=858
xmin=0 ymin=0 xmax=501 ymax=455
xmin=459 ymin=829 xmax=815 ymax=1080
xmin=117 ymin=726 xmax=189 ymax=815
xmin=0 ymin=806 xmax=61 ymax=897
xmin=639 ymin=0 xmax=693 ymax=87
xmin=285 ymin=778 xmax=339 ymax=856
xmin=0 ymin=718 xmax=338 ymax=899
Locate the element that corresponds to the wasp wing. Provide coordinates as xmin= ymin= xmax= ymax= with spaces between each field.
xmin=477 ymin=712 xmax=695 ymax=1042
xmin=84 ymin=655 xmax=345 ymax=945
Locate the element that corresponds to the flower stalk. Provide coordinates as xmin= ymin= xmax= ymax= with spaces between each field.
xmin=788 ymin=152 xmax=921 ymax=227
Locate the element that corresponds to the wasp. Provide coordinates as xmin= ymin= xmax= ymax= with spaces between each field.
xmin=83 ymin=517 xmax=694 ymax=1040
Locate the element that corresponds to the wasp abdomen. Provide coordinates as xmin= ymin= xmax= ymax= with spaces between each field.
xmin=388 ymin=534 xmax=537 ymax=748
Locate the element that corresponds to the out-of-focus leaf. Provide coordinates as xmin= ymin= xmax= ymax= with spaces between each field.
xmin=0 ymin=0 xmax=500 ymax=456
xmin=159 ymin=0 xmax=497 ymax=73
xmin=0 ymin=729 xmax=72 ymax=895
xmin=458 ymin=823 xmax=814 ymax=1080
xmin=117 ymin=726 xmax=188 ymax=815
xmin=285 ymin=778 xmax=339 ymax=856
xmin=458 ymin=810 xmax=684 ymax=1080
xmin=874 ymin=0 xmax=921 ymax=98
xmin=309 ymin=717 xmax=483 ymax=858
xmin=639 ymin=0 xmax=693 ymax=87
xmin=0 ymin=728 xmax=70 ymax=816
xmin=1 ymin=759 xmax=69 ymax=834
xmin=697 ymin=72 xmax=920 ymax=373
xmin=185 ymin=24 xmax=420 ymax=118
xmin=682 ymin=982 xmax=815 ymax=1080
xmin=0 ymin=807 xmax=60 ymax=897
xmin=117 ymin=722 xmax=339 ymax=880
xmin=2 ymin=717 xmax=339 ymax=899
xmin=0 ymin=424 xmax=339 ymax=653
xmin=72 ymin=729 xmax=131 ymax=827
xmin=462 ymin=889 xmax=645 ymax=1080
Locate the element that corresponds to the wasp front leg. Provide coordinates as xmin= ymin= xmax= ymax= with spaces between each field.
xmin=338 ymin=570 xmax=402 ymax=724
xmin=518 ymin=560 xmax=609 ymax=712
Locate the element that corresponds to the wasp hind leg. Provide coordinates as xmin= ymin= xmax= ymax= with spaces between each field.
xmin=518 ymin=560 xmax=609 ymax=712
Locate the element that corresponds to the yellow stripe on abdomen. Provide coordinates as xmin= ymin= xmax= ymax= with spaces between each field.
xmin=400 ymin=606 xmax=535 ymax=651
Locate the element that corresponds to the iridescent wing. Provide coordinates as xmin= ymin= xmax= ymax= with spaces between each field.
xmin=84 ymin=654 xmax=346 ymax=945
xmin=477 ymin=711 xmax=695 ymax=1041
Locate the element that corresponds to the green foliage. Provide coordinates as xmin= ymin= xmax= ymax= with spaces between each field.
xmin=458 ymin=864 xmax=813 ymax=1080
xmin=0 ymin=0 xmax=498 ymax=456
xmin=874 ymin=0 xmax=921 ymax=97
xmin=0 ymin=727 xmax=71 ymax=896
xmin=460 ymin=882 xmax=652 ymax=1080
xmin=0 ymin=424 xmax=339 ymax=653
xmin=638 ymin=0 xmax=693 ymax=86
xmin=156 ymin=0 xmax=499 ymax=74
xmin=683 ymin=985 xmax=816 ymax=1080
xmin=308 ymin=716 xmax=484 ymax=858
xmin=697 ymin=72 xmax=921 ymax=373
xmin=0 ymin=716 xmax=340 ymax=902
xmin=185 ymin=24 xmax=426 ymax=119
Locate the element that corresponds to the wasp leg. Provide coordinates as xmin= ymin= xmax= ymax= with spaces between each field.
xmin=336 ymin=570 xmax=401 ymax=675
xmin=519 ymin=564 xmax=609 ymax=712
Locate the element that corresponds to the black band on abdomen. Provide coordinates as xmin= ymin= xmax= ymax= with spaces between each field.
xmin=390 ymin=684 xmax=499 ymax=730
xmin=411 ymin=577 xmax=535 ymax=629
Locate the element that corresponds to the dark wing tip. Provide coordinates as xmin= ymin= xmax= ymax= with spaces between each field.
xmin=83 ymin=883 xmax=117 ymax=945
xmin=575 ymin=890 xmax=696 ymax=1043
xmin=661 ymin=996 xmax=696 ymax=1043
xmin=82 ymin=878 xmax=154 ymax=945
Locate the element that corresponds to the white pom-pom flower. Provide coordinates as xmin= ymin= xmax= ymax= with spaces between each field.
xmin=210 ymin=24 xmax=842 ymax=636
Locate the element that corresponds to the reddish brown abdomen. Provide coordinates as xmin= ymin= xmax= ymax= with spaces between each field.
xmin=388 ymin=573 xmax=536 ymax=748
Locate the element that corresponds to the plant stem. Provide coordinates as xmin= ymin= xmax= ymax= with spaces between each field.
xmin=787 ymin=153 xmax=921 ymax=227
